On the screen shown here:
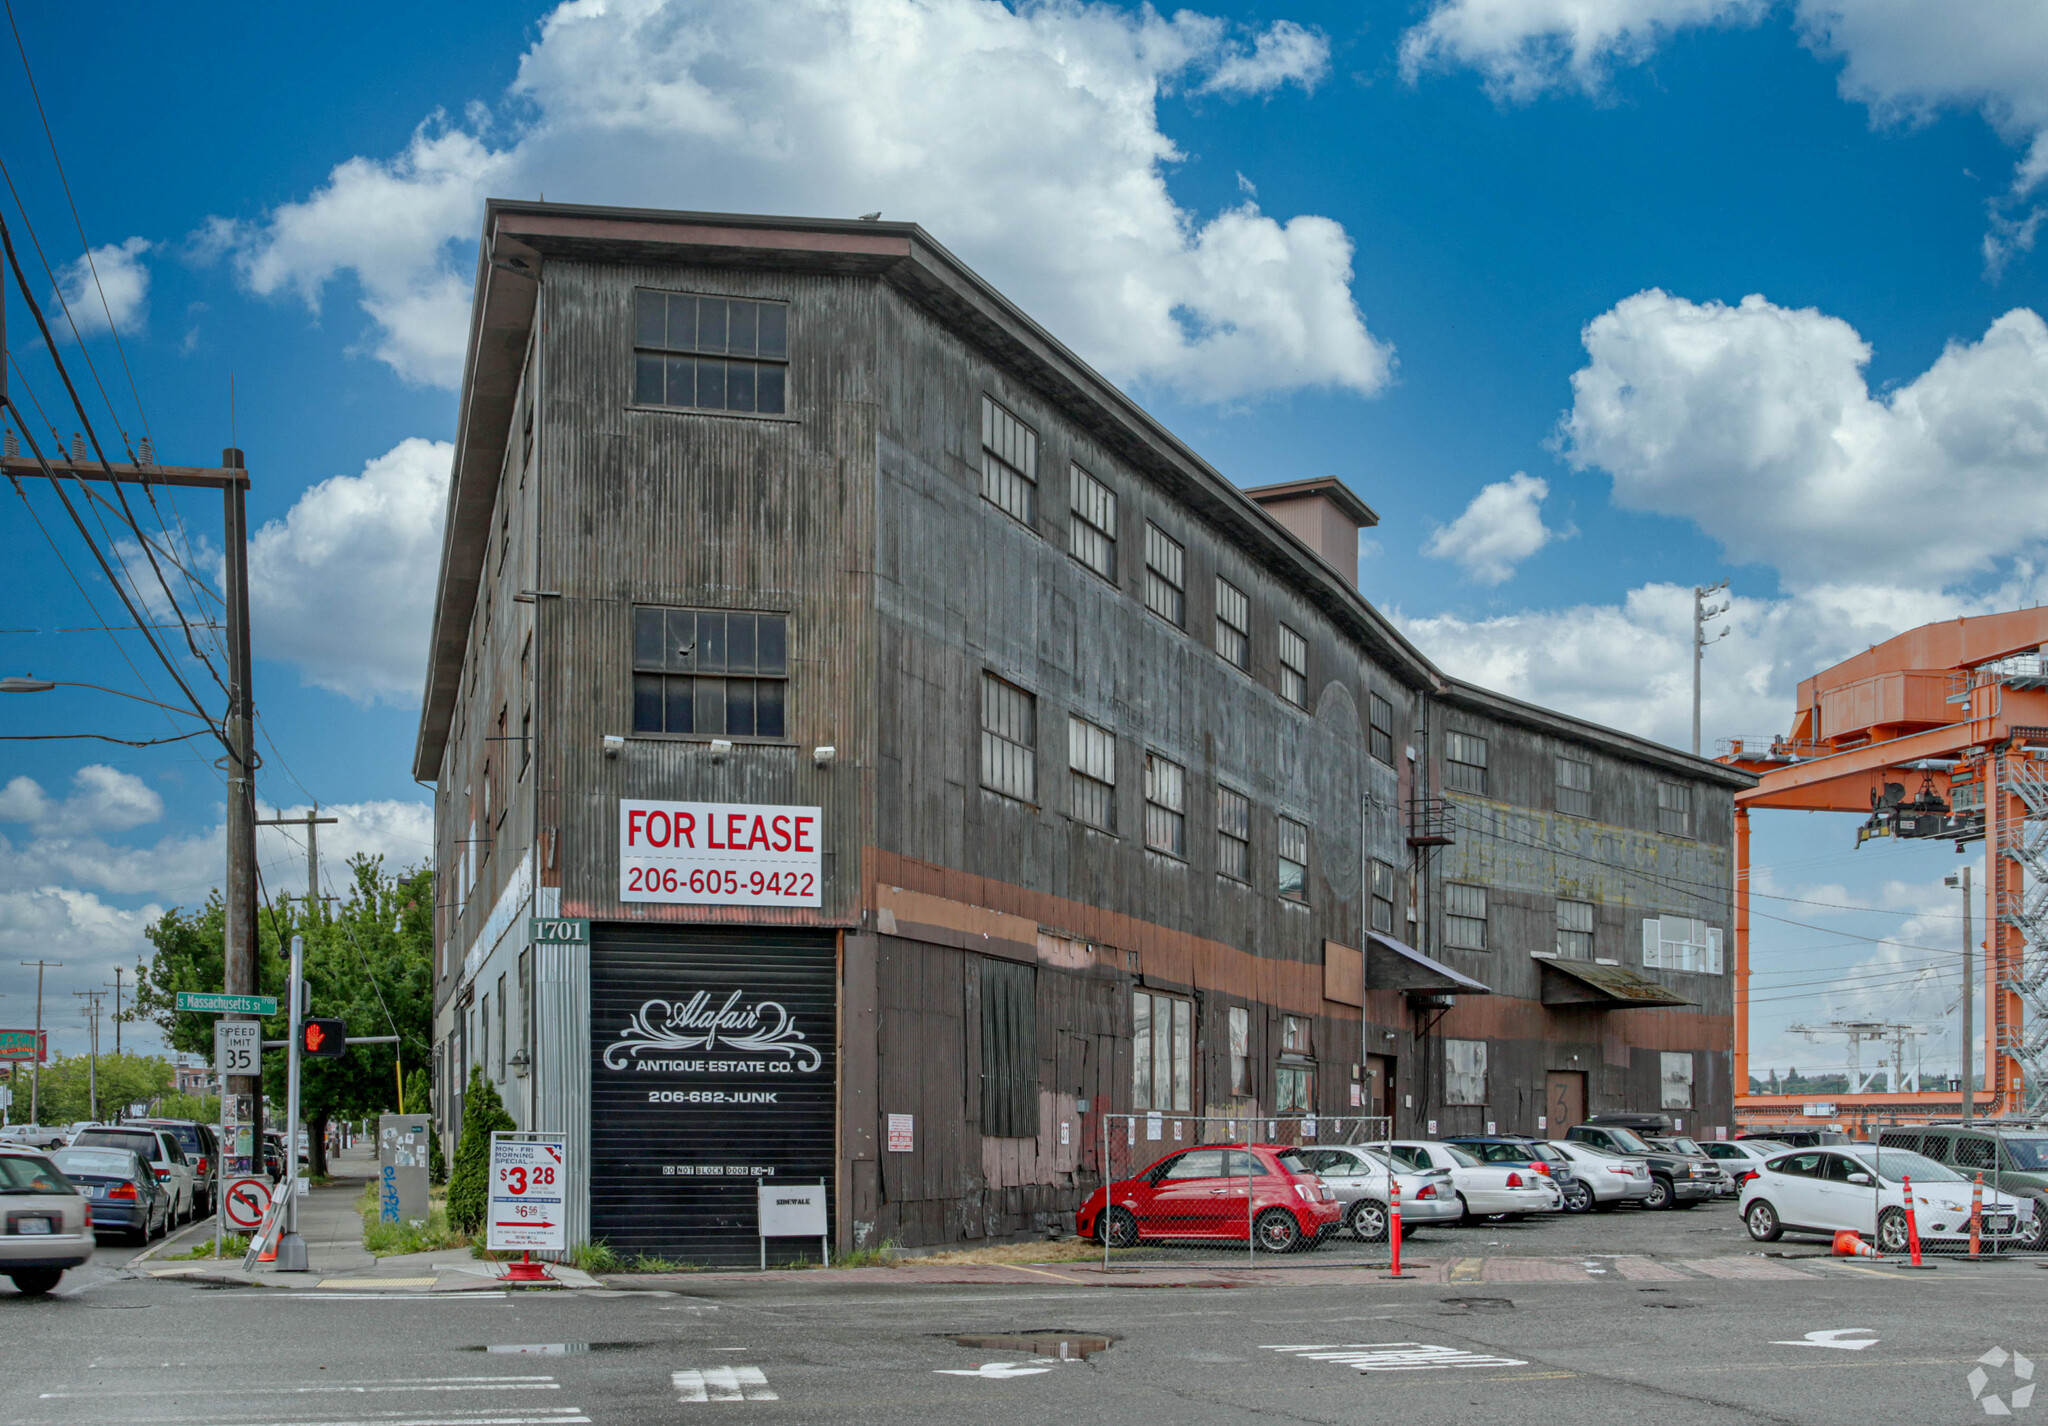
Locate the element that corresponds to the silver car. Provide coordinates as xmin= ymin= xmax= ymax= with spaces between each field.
xmin=1548 ymin=1139 xmax=1654 ymax=1208
xmin=1295 ymin=1144 xmax=1463 ymax=1240
xmin=0 ymin=1147 xmax=94 ymax=1295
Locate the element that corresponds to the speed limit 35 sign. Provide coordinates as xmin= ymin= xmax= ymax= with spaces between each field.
xmin=215 ymin=1021 xmax=260 ymax=1078
xmin=487 ymin=1133 xmax=567 ymax=1253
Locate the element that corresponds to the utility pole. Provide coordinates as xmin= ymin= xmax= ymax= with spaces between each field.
xmin=105 ymin=967 xmax=124 ymax=1056
xmin=217 ymin=445 xmax=266 ymax=1170
xmin=1693 ymin=581 xmax=1731 ymax=756
xmin=19 ymin=960 xmax=58 ymax=1125
xmin=73 ymin=989 xmax=105 ymax=1122
xmin=257 ymin=805 xmax=338 ymax=910
xmin=1948 ymin=865 xmax=1974 ymax=1122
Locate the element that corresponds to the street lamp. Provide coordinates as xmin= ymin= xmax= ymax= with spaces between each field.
xmin=2 ymin=675 xmax=210 ymax=718
xmin=0 ymin=676 xmax=56 ymax=692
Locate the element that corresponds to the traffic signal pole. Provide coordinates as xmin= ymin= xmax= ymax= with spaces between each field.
xmin=274 ymin=933 xmax=308 ymax=1272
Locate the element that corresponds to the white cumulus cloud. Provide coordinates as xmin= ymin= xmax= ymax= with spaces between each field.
xmin=49 ymin=236 xmax=152 ymax=336
xmin=246 ymin=437 xmax=452 ymax=705
xmin=1422 ymin=471 xmax=1563 ymax=584
xmin=1399 ymin=0 xmax=1767 ymax=100
xmin=0 ymin=765 xmax=163 ymax=839
xmin=217 ymin=0 xmax=1385 ymax=404
xmin=1559 ymin=290 xmax=2048 ymax=588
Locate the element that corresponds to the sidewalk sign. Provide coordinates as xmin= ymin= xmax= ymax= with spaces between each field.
xmin=487 ymin=1132 xmax=567 ymax=1253
xmin=377 ymin=1114 xmax=431 ymax=1226
xmin=757 ymin=1180 xmax=829 ymax=1271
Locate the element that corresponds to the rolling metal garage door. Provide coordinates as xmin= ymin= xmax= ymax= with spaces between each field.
xmin=589 ymin=924 xmax=837 ymax=1266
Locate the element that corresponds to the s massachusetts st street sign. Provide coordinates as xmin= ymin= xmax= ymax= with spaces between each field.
xmin=176 ymin=991 xmax=279 ymax=1016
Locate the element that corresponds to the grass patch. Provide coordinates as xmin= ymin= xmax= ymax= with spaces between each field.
xmin=164 ymin=1233 xmax=250 ymax=1260
xmin=566 ymin=1240 xmax=622 ymax=1274
xmin=829 ymin=1239 xmax=900 ymax=1269
xmin=357 ymin=1180 xmax=468 ymax=1256
xmin=913 ymin=1239 xmax=1109 ymax=1266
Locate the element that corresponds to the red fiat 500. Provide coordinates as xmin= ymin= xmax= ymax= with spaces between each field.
xmin=1076 ymin=1143 xmax=1342 ymax=1252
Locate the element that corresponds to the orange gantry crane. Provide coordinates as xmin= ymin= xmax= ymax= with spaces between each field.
xmin=1723 ymin=608 xmax=2048 ymax=1132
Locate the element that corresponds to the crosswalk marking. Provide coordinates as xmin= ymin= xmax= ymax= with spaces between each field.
xmin=1263 ymin=1343 xmax=1530 ymax=1372
xmin=672 ymin=1367 xmax=778 ymax=1402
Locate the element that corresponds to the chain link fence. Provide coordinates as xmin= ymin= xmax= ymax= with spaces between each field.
xmin=1082 ymin=1114 xmax=1397 ymax=1269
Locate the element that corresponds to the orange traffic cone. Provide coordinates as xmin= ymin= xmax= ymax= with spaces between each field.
xmin=1832 ymin=1230 xmax=1878 ymax=1258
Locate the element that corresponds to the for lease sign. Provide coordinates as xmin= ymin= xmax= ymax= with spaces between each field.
xmin=620 ymin=800 xmax=822 ymax=907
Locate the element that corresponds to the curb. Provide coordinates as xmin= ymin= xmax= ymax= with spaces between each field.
xmin=130 ymin=1212 xmax=220 ymax=1268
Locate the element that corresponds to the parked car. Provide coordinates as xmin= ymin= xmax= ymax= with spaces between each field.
xmin=0 ymin=1147 xmax=95 ymax=1294
xmin=1875 ymin=1123 xmax=2048 ymax=1250
xmin=1701 ymin=1139 xmax=1787 ymax=1195
xmin=1741 ymin=1144 xmax=2034 ymax=1252
xmin=1547 ymin=1139 xmax=1655 ymax=1209
xmin=1565 ymin=1122 xmax=1719 ymax=1209
xmin=70 ymin=1126 xmax=195 ymax=1223
xmin=1377 ymin=1140 xmax=1561 ymax=1220
xmin=1739 ymin=1127 xmax=1849 ymax=1148
xmin=1294 ymin=1144 xmax=1462 ymax=1240
xmin=1077 ymin=1144 xmax=1343 ymax=1252
xmin=123 ymin=1119 xmax=220 ymax=1216
xmin=1447 ymin=1136 xmax=1590 ymax=1212
xmin=0 ymin=1124 xmax=69 ymax=1151
xmin=48 ymin=1146 xmax=170 ymax=1245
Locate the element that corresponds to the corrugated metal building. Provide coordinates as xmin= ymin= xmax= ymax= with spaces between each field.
xmin=416 ymin=201 xmax=1754 ymax=1263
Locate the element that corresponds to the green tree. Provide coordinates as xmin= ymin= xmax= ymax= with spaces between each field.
xmin=157 ymin=1091 xmax=221 ymax=1123
xmin=447 ymin=1065 xmax=515 ymax=1236
xmin=30 ymin=1052 xmax=175 ymax=1124
xmin=134 ymin=856 xmax=436 ymax=1178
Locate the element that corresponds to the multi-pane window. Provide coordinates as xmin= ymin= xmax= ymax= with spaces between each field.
xmin=1642 ymin=916 xmax=1724 ymax=974
xmin=981 ymin=396 xmax=1038 ymax=526
xmin=1445 ymin=882 xmax=1488 ymax=950
xmin=632 ymin=290 xmax=789 ymax=414
xmin=1370 ymin=859 xmax=1397 ymax=935
xmin=632 ymin=606 xmax=789 ymax=739
xmin=980 ymin=673 xmax=1037 ymax=803
xmin=1068 ymin=715 xmax=1116 ymax=831
xmin=1556 ymin=899 xmax=1595 ymax=960
xmin=1144 ymin=522 xmax=1185 ymax=626
xmin=1068 ymin=465 xmax=1117 ymax=580
xmin=1658 ymin=781 xmax=1693 ymax=837
xmin=1132 ymin=990 xmax=1192 ymax=1113
xmin=1368 ymin=691 xmax=1395 ymax=765
xmin=1229 ymin=1005 xmax=1251 ymax=1095
xmin=1143 ymin=751 xmax=1186 ymax=857
xmin=1278 ymin=624 xmax=1308 ymax=708
xmin=1445 ymin=1039 xmax=1488 ymax=1105
xmin=1557 ymin=756 xmax=1593 ymax=818
xmin=1217 ymin=786 xmax=1251 ymax=882
xmin=1277 ymin=816 xmax=1309 ymax=901
xmin=1275 ymin=1064 xmax=1313 ymax=1113
xmin=1214 ymin=578 xmax=1249 ymax=669
xmin=1444 ymin=731 xmax=1489 ymax=795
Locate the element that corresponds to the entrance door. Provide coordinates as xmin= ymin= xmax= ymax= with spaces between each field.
xmin=1366 ymin=1055 xmax=1394 ymax=1122
xmin=1547 ymin=1071 xmax=1586 ymax=1133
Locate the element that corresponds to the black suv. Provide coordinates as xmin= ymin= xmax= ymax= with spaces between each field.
xmin=1566 ymin=1117 xmax=1722 ymax=1209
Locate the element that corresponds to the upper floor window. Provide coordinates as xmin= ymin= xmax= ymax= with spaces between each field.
xmin=1215 ymin=579 xmax=1249 ymax=669
xmin=1642 ymin=915 xmax=1723 ymax=974
xmin=1133 ymin=990 xmax=1192 ymax=1113
xmin=1282 ymin=1014 xmax=1312 ymax=1055
xmin=1229 ymin=1005 xmax=1252 ymax=1096
xmin=980 ymin=673 xmax=1037 ymax=804
xmin=1144 ymin=751 xmax=1186 ymax=858
xmin=1217 ymin=786 xmax=1251 ymax=882
xmin=1277 ymin=815 xmax=1309 ymax=901
xmin=1068 ymin=715 xmax=1116 ymax=832
xmin=1368 ymin=691 xmax=1395 ymax=766
xmin=980 ymin=397 xmax=1038 ymax=527
xmin=632 ymin=606 xmax=788 ymax=739
xmin=1556 ymin=898 xmax=1595 ymax=960
xmin=1068 ymin=465 xmax=1116 ymax=581
xmin=1369 ymin=859 xmax=1396 ymax=934
xmin=1557 ymin=756 xmax=1593 ymax=818
xmin=1445 ymin=881 xmax=1487 ymax=950
xmin=1144 ymin=523 xmax=1185 ymax=627
xmin=1278 ymin=624 xmax=1308 ymax=708
xmin=633 ymin=290 xmax=788 ymax=415
xmin=1444 ymin=731 xmax=1488 ymax=795
xmin=1658 ymin=780 xmax=1693 ymax=838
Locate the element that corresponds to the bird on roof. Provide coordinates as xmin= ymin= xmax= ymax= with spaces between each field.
xmin=858 ymin=211 xmax=881 ymax=221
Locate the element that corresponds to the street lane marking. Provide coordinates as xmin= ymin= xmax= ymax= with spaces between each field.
xmin=321 ymin=1277 xmax=440 ymax=1289
xmin=41 ymin=1380 xmax=560 ymax=1399
xmin=997 ymin=1263 xmax=1090 ymax=1284
xmin=673 ymin=1367 xmax=778 ymax=1402
xmin=1770 ymin=1329 xmax=1878 ymax=1350
xmin=935 ymin=1362 xmax=1056 ymax=1378
xmin=1263 ymin=1343 xmax=1529 ymax=1373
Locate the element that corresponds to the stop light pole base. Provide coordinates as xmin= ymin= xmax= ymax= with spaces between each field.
xmin=273 ymin=1231 xmax=309 ymax=1272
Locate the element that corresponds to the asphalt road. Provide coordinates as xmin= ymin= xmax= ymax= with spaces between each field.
xmin=5 ymin=1232 xmax=2042 ymax=1426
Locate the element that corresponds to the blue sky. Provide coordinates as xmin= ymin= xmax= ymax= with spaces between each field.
xmin=3 ymin=1 xmax=2043 ymax=1086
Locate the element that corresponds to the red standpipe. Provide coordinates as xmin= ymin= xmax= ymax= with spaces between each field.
xmin=1387 ymin=1175 xmax=1403 ymax=1278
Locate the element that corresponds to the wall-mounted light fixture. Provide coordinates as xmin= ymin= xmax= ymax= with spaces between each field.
xmin=602 ymin=734 xmax=625 ymax=759
xmin=509 ymin=1047 xmax=531 ymax=1079
xmin=710 ymin=739 xmax=734 ymax=760
xmin=814 ymin=745 xmax=837 ymax=767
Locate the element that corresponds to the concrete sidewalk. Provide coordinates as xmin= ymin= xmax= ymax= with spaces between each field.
xmin=143 ymin=1142 xmax=597 ymax=1293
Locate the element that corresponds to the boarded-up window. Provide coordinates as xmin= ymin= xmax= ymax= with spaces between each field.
xmin=1068 ymin=715 xmax=1116 ymax=831
xmin=1445 ymin=882 xmax=1487 ymax=950
xmin=980 ymin=673 xmax=1036 ymax=803
xmin=1278 ymin=624 xmax=1308 ymax=708
xmin=981 ymin=958 xmax=1039 ymax=1137
xmin=1660 ymin=1051 xmax=1695 ymax=1110
xmin=1277 ymin=816 xmax=1309 ymax=901
xmin=1658 ymin=781 xmax=1692 ymax=837
xmin=1368 ymin=691 xmax=1395 ymax=765
xmin=1068 ymin=464 xmax=1117 ymax=580
xmin=1642 ymin=916 xmax=1723 ymax=974
xmin=1132 ymin=990 xmax=1192 ymax=1112
xmin=981 ymin=396 xmax=1038 ymax=526
xmin=1556 ymin=898 xmax=1595 ymax=960
xmin=1144 ymin=751 xmax=1186 ymax=857
xmin=1217 ymin=786 xmax=1251 ymax=882
xmin=1445 ymin=731 xmax=1488 ymax=795
xmin=1215 ymin=578 xmax=1249 ymax=669
xmin=1557 ymin=756 xmax=1593 ymax=818
xmin=1445 ymin=1038 xmax=1488 ymax=1105
xmin=1144 ymin=523 xmax=1185 ymax=626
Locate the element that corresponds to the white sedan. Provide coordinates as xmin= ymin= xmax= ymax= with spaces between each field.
xmin=1547 ymin=1139 xmax=1655 ymax=1208
xmin=1740 ymin=1145 xmax=2034 ymax=1252
xmin=1701 ymin=1139 xmax=1788 ymax=1196
xmin=1379 ymin=1140 xmax=1561 ymax=1220
xmin=1295 ymin=1145 xmax=1463 ymax=1240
